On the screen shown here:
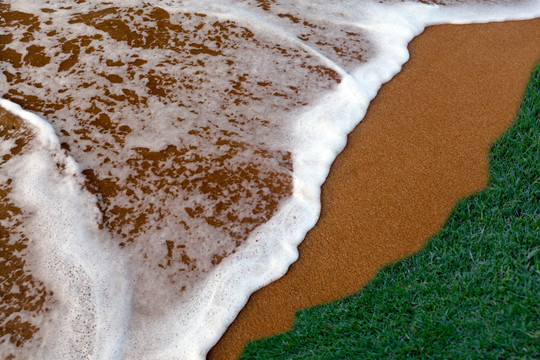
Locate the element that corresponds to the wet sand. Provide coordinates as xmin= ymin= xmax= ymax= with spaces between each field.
xmin=209 ymin=18 xmax=540 ymax=359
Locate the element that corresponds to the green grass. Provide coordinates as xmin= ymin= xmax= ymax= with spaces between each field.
xmin=240 ymin=63 xmax=540 ymax=360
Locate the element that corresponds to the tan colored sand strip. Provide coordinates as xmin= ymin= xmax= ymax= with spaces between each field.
xmin=209 ymin=18 xmax=540 ymax=359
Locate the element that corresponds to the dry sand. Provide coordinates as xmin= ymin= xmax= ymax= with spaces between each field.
xmin=209 ymin=18 xmax=540 ymax=359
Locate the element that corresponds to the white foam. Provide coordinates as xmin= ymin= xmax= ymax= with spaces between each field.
xmin=0 ymin=99 xmax=132 ymax=359
xmin=2 ymin=0 xmax=540 ymax=359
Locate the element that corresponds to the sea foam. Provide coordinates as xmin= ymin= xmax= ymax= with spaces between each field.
xmin=0 ymin=99 xmax=131 ymax=359
xmin=1 ymin=0 xmax=539 ymax=359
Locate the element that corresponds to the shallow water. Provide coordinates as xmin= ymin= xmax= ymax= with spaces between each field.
xmin=1 ymin=0 xmax=539 ymax=358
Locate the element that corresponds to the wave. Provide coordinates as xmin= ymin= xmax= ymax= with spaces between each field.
xmin=1 ymin=0 xmax=539 ymax=358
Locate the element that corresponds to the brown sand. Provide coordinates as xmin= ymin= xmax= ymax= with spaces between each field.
xmin=209 ymin=18 xmax=540 ymax=359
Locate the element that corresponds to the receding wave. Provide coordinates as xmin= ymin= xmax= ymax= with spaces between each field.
xmin=1 ymin=0 xmax=539 ymax=358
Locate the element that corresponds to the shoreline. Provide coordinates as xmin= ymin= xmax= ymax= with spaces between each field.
xmin=209 ymin=18 xmax=540 ymax=359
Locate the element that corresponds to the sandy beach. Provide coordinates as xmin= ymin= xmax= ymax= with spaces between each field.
xmin=209 ymin=18 xmax=540 ymax=359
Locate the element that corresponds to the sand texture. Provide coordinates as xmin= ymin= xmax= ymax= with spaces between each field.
xmin=209 ymin=18 xmax=540 ymax=359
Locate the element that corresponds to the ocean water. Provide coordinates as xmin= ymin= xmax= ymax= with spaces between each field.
xmin=1 ymin=0 xmax=539 ymax=358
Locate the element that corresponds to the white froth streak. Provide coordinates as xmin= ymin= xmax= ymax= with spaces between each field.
xmin=184 ymin=1 xmax=540 ymax=359
xmin=0 ymin=98 xmax=60 ymax=150
xmin=428 ymin=1 xmax=540 ymax=25
xmin=0 ymin=99 xmax=132 ymax=359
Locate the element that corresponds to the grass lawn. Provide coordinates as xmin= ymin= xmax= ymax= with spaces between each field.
xmin=240 ymin=62 xmax=540 ymax=360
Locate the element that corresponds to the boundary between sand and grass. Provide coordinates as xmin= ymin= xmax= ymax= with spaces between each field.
xmin=240 ymin=63 xmax=540 ymax=360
